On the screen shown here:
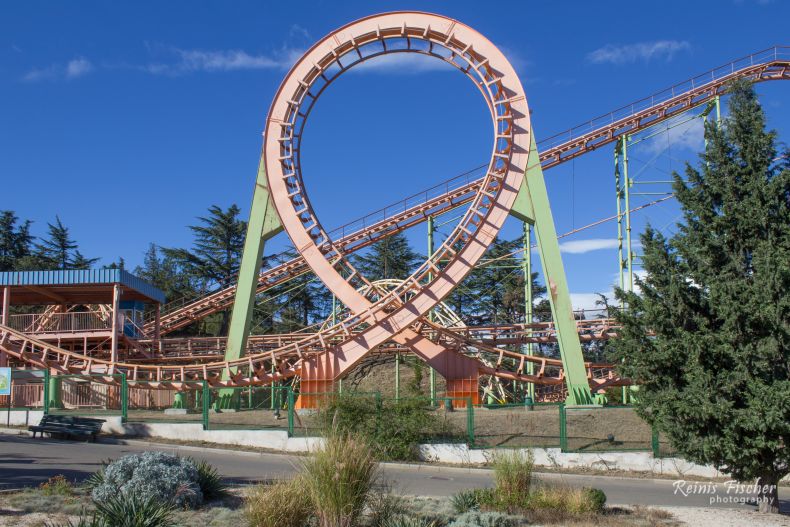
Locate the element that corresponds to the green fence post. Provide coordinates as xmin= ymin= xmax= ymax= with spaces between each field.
xmin=202 ymin=381 xmax=209 ymax=431
xmin=287 ymin=388 xmax=294 ymax=437
xmin=559 ymin=402 xmax=567 ymax=452
xmin=43 ymin=369 xmax=50 ymax=415
xmin=467 ymin=398 xmax=474 ymax=446
xmin=651 ymin=426 xmax=660 ymax=458
xmin=120 ymin=373 xmax=128 ymax=423
xmin=375 ymin=391 xmax=382 ymax=437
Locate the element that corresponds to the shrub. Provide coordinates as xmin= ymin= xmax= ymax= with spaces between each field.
xmin=447 ymin=511 xmax=515 ymax=527
xmin=527 ymin=484 xmax=607 ymax=514
xmin=319 ymin=394 xmax=449 ymax=461
xmin=451 ymin=489 xmax=481 ymax=514
xmin=91 ymin=451 xmax=202 ymax=509
xmin=245 ymin=478 xmax=312 ymax=527
xmin=301 ymin=430 xmax=378 ymax=527
xmin=582 ymin=487 xmax=607 ymax=513
xmin=94 ymin=492 xmax=175 ymax=527
xmin=48 ymin=493 xmax=175 ymax=527
xmin=491 ymin=451 xmax=533 ymax=510
xmin=40 ymin=474 xmax=73 ymax=496
xmin=188 ymin=457 xmax=228 ymax=501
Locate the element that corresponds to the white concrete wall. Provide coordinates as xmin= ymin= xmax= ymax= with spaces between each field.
xmin=5 ymin=409 xmax=786 ymax=481
xmin=0 ymin=409 xmax=43 ymax=427
xmin=417 ymin=443 xmax=790 ymax=480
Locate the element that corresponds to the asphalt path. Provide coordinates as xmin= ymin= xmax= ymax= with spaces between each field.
xmin=0 ymin=434 xmax=787 ymax=513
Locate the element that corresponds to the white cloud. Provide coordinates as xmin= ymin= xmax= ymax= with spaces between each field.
xmin=350 ymin=43 xmax=526 ymax=76
xmin=23 ymin=57 xmax=93 ymax=82
xmin=143 ymin=46 xmax=303 ymax=76
xmin=559 ymin=238 xmax=620 ymax=254
xmin=351 ymin=52 xmax=455 ymax=74
xmin=65 ymin=57 xmax=93 ymax=78
xmin=587 ymin=40 xmax=690 ymax=65
xmin=638 ymin=114 xmax=705 ymax=155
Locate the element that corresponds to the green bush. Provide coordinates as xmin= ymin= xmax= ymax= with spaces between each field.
xmin=526 ymin=484 xmax=607 ymax=514
xmin=318 ymin=394 xmax=451 ymax=460
xmin=49 ymin=494 xmax=175 ymax=527
xmin=449 ymin=488 xmax=498 ymax=513
xmin=245 ymin=478 xmax=312 ymax=527
xmin=581 ymin=487 xmax=607 ymax=513
xmin=301 ymin=430 xmax=378 ymax=527
xmin=188 ymin=457 xmax=228 ymax=501
xmin=447 ymin=511 xmax=515 ymax=527
xmin=491 ymin=451 xmax=533 ymax=510
xmin=94 ymin=492 xmax=175 ymax=527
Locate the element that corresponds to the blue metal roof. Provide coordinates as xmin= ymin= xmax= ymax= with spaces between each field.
xmin=0 ymin=269 xmax=165 ymax=304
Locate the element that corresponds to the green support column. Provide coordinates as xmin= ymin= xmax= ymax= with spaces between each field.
xmin=510 ymin=134 xmax=593 ymax=405
xmin=522 ymin=222 xmax=535 ymax=402
xmin=217 ymin=153 xmax=283 ymax=409
xmin=173 ymin=392 xmax=185 ymax=409
xmin=47 ymin=372 xmax=62 ymax=410
xmin=332 ymin=295 xmax=343 ymax=394
xmin=427 ymin=215 xmax=437 ymax=406
xmin=621 ymin=135 xmax=634 ymax=293
xmin=394 ymin=352 xmax=400 ymax=401
xmin=614 ymin=143 xmax=625 ymax=291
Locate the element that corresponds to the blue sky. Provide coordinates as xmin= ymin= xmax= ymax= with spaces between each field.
xmin=1 ymin=0 xmax=788 ymax=308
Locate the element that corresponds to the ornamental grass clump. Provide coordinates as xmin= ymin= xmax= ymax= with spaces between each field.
xmin=301 ymin=430 xmax=379 ymax=527
xmin=491 ymin=450 xmax=533 ymax=510
xmin=245 ymin=477 xmax=312 ymax=527
xmin=91 ymin=451 xmax=202 ymax=509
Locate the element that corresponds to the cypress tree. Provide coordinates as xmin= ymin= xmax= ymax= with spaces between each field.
xmin=611 ymin=80 xmax=790 ymax=513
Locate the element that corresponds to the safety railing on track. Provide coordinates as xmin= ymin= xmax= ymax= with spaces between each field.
xmin=9 ymin=311 xmax=112 ymax=334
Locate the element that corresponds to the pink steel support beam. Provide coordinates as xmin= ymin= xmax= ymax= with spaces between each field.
xmin=0 ymin=287 xmax=8 ymax=367
xmin=257 ymin=12 xmax=532 ymax=402
xmin=110 ymin=284 xmax=120 ymax=368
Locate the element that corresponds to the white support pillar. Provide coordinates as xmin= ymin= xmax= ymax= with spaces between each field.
xmin=110 ymin=284 xmax=121 ymax=366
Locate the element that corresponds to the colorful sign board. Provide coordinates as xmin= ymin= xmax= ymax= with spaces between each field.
xmin=0 ymin=367 xmax=10 ymax=396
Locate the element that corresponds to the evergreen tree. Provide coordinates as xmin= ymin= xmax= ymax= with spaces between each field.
xmin=447 ymin=237 xmax=547 ymax=325
xmin=611 ymin=81 xmax=790 ymax=513
xmin=162 ymin=205 xmax=246 ymax=335
xmin=0 ymin=211 xmax=33 ymax=271
xmin=352 ymin=232 xmax=421 ymax=282
xmin=35 ymin=216 xmax=97 ymax=270
xmin=134 ymin=244 xmax=198 ymax=302
xmin=163 ymin=205 xmax=246 ymax=289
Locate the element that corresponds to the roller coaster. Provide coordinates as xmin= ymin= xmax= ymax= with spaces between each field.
xmin=0 ymin=12 xmax=787 ymax=409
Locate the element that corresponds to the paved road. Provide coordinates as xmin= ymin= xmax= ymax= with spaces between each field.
xmin=0 ymin=434 xmax=787 ymax=512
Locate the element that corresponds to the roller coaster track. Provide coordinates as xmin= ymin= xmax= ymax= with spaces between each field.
xmin=0 ymin=321 xmax=622 ymax=389
xmin=148 ymin=45 xmax=789 ymax=336
xmin=2 ymin=42 xmax=785 ymax=394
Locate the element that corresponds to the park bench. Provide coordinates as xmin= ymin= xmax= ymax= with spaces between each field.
xmin=29 ymin=415 xmax=106 ymax=442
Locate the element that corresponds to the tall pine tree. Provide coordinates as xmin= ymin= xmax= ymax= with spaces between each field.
xmin=611 ymin=80 xmax=790 ymax=513
xmin=352 ymin=232 xmax=421 ymax=282
xmin=35 ymin=216 xmax=98 ymax=270
xmin=162 ymin=204 xmax=247 ymax=334
xmin=0 ymin=211 xmax=33 ymax=271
